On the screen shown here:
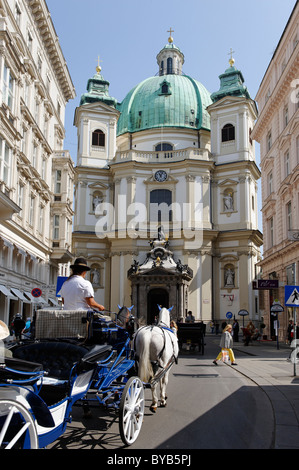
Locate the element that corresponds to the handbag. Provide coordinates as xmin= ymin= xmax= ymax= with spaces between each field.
xmin=221 ymin=350 xmax=229 ymax=363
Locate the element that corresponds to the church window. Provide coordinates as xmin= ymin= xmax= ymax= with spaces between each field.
xmin=162 ymin=83 xmax=169 ymax=94
xmin=150 ymin=189 xmax=172 ymax=222
xmin=160 ymin=60 xmax=164 ymax=76
xmin=167 ymin=58 xmax=173 ymax=75
xmin=92 ymin=129 xmax=105 ymax=147
xmin=222 ymin=124 xmax=235 ymax=142
xmin=155 ymin=143 xmax=173 ymax=152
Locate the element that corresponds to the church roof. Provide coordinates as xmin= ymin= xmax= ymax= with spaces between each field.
xmin=116 ymin=74 xmax=212 ymax=136
xmin=80 ymin=68 xmax=118 ymax=108
xmin=210 ymin=64 xmax=251 ymax=103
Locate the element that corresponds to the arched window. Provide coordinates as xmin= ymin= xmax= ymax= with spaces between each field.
xmin=150 ymin=189 xmax=172 ymax=222
xmin=155 ymin=143 xmax=173 ymax=152
xmin=92 ymin=129 xmax=105 ymax=147
xmin=222 ymin=124 xmax=235 ymax=142
xmin=167 ymin=57 xmax=173 ymax=75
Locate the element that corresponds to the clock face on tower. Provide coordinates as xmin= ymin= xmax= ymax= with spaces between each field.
xmin=154 ymin=170 xmax=167 ymax=182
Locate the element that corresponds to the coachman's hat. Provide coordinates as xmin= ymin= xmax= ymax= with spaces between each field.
xmin=70 ymin=257 xmax=91 ymax=271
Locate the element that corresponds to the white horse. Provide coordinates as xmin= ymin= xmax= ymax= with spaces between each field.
xmin=133 ymin=306 xmax=179 ymax=413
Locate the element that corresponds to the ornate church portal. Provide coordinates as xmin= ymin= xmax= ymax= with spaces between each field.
xmin=72 ymin=32 xmax=262 ymax=326
xmin=128 ymin=229 xmax=193 ymax=324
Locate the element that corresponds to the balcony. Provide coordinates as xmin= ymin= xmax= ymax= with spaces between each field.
xmin=0 ymin=186 xmax=20 ymax=220
xmin=113 ymin=147 xmax=212 ymax=164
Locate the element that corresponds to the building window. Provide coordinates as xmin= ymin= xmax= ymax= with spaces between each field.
xmin=92 ymin=129 xmax=105 ymax=147
xmin=18 ymin=182 xmax=23 ymax=211
xmin=284 ymin=106 xmax=289 ymax=127
xmin=27 ymin=30 xmax=33 ymax=53
xmin=285 ymin=151 xmax=290 ymax=177
xmin=268 ymin=171 xmax=273 ymax=195
xmin=162 ymin=83 xmax=169 ymax=94
xmin=286 ymin=263 xmax=296 ymax=285
xmin=267 ymin=131 xmax=272 ymax=152
xmin=39 ymin=205 xmax=44 ymax=234
xmin=155 ymin=143 xmax=173 ymax=152
xmin=3 ymin=64 xmax=15 ymax=110
xmin=269 ymin=217 xmax=274 ymax=247
xmin=150 ymin=189 xmax=172 ymax=222
xmin=15 ymin=2 xmax=21 ymax=27
xmin=55 ymin=170 xmax=62 ymax=194
xmin=29 ymin=195 xmax=34 ymax=226
xmin=167 ymin=57 xmax=173 ymax=74
xmin=287 ymin=201 xmax=292 ymax=231
xmin=222 ymin=124 xmax=235 ymax=142
xmin=0 ymin=138 xmax=11 ymax=186
xmin=53 ymin=215 xmax=60 ymax=240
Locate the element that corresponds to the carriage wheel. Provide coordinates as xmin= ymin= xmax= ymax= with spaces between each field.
xmin=0 ymin=399 xmax=39 ymax=449
xmin=119 ymin=376 xmax=145 ymax=446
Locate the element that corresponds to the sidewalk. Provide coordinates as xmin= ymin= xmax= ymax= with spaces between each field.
xmin=210 ymin=336 xmax=299 ymax=449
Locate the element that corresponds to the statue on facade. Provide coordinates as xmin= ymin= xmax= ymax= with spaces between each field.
xmin=223 ymin=193 xmax=234 ymax=211
xmin=224 ymin=267 xmax=235 ymax=287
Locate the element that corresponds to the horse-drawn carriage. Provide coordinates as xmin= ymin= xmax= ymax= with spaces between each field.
xmin=0 ymin=305 xmax=178 ymax=448
xmin=177 ymin=322 xmax=205 ymax=354
xmin=0 ymin=307 xmax=144 ymax=448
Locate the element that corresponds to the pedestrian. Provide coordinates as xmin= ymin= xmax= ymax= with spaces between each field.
xmin=221 ymin=321 xmax=227 ymax=331
xmin=232 ymin=319 xmax=239 ymax=342
xmin=186 ymin=311 xmax=195 ymax=323
xmin=210 ymin=321 xmax=215 ymax=334
xmin=213 ymin=324 xmax=237 ymax=365
xmin=287 ymin=320 xmax=294 ymax=345
xmin=11 ymin=313 xmax=25 ymax=341
xmin=170 ymin=320 xmax=178 ymax=336
xmin=59 ymin=257 xmax=105 ymax=312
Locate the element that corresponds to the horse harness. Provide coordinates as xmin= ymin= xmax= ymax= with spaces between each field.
xmin=134 ymin=324 xmax=178 ymax=376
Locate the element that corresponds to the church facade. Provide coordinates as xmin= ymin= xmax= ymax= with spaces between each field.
xmin=73 ymin=34 xmax=262 ymax=325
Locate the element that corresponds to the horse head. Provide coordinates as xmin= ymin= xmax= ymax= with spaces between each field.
xmin=157 ymin=305 xmax=174 ymax=328
xmin=117 ymin=305 xmax=135 ymax=326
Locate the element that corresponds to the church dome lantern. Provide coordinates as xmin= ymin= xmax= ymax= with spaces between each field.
xmin=116 ymin=31 xmax=212 ymax=136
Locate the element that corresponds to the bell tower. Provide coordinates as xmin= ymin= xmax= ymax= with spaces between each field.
xmin=73 ymin=63 xmax=119 ymax=168
xmin=207 ymin=51 xmax=262 ymax=324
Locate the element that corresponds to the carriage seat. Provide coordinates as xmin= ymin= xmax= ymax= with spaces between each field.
xmin=0 ymin=356 xmax=43 ymax=385
xmin=12 ymin=342 xmax=89 ymax=380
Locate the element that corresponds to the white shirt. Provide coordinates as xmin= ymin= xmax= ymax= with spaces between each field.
xmin=60 ymin=275 xmax=94 ymax=310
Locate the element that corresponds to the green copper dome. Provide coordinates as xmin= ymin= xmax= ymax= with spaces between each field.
xmin=116 ymin=74 xmax=212 ymax=136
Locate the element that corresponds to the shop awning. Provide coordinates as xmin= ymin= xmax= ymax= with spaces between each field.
xmin=0 ymin=285 xmax=18 ymax=300
xmin=48 ymin=297 xmax=60 ymax=307
xmin=11 ymin=288 xmax=30 ymax=302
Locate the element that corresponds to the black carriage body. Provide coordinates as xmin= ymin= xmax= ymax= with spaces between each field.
xmin=177 ymin=322 xmax=205 ymax=354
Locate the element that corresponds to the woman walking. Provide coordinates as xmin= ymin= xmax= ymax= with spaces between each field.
xmin=213 ymin=324 xmax=237 ymax=365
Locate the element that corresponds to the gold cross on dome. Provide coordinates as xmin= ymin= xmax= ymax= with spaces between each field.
xmin=228 ymin=48 xmax=235 ymax=66
xmin=167 ymin=27 xmax=174 ymax=43
xmin=96 ymin=55 xmax=103 ymax=73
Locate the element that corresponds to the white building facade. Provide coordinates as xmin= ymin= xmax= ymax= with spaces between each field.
xmin=0 ymin=0 xmax=75 ymax=326
xmin=73 ymin=36 xmax=262 ymax=325
xmin=252 ymin=1 xmax=299 ymax=340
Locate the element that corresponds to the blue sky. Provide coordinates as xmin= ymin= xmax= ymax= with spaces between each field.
xmin=46 ymin=0 xmax=297 ymax=232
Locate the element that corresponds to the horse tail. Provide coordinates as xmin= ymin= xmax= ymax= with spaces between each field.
xmin=136 ymin=328 xmax=154 ymax=383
